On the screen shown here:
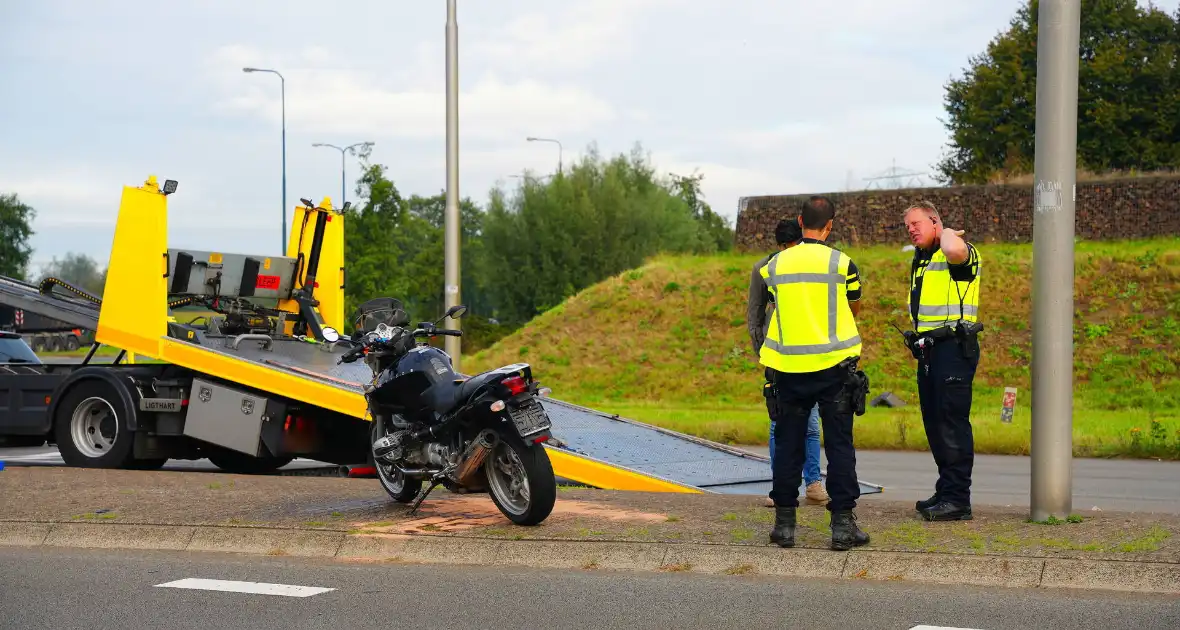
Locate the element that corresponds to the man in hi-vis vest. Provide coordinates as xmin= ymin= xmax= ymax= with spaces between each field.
xmin=759 ymin=196 xmax=870 ymax=552
xmin=900 ymin=200 xmax=982 ymax=522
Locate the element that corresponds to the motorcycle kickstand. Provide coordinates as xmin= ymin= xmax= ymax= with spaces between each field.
xmin=407 ymin=470 xmax=453 ymax=515
xmin=408 ymin=482 xmax=440 ymax=515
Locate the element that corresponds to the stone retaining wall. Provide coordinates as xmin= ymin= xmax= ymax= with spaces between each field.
xmin=734 ymin=174 xmax=1180 ymax=250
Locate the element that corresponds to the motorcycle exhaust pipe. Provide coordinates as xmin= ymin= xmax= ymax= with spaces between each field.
xmin=392 ymin=464 xmax=430 ymax=477
xmin=456 ymin=429 xmax=499 ymax=486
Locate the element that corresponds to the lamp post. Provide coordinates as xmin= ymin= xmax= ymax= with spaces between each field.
xmin=312 ymin=141 xmax=374 ymax=207
xmin=526 ymin=136 xmax=562 ymax=173
xmin=444 ymin=0 xmax=462 ymax=368
xmin=1030 ymin=0 xmax=1081 ymax=523
xmin=243 ymin=67 xmax=287 ymax=253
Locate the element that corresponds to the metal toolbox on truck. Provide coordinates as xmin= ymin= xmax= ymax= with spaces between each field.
xmin=183 ymin=377 xmax=288 ymax=456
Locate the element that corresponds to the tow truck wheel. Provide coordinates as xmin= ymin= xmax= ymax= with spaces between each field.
xmin=53 ymin=380 xmax=135 ymax=469
xmin=127 ymin=457 xmax=168 ymax=470
xmin=207 ymin=450 xmax=294 ymax=474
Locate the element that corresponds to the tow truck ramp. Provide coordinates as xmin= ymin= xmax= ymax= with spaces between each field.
xmin=0 ymin=276 xmax=100 ymax=332
xmin=0 ymin=175 xmax=883 ymax=498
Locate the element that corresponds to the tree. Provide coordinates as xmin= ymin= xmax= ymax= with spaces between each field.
xmin=0 ymin=193 xmax=35 ymax=280
xmin=341 ymin=160 xmax=415 ymax=321
xmin=340 ymin=152 xmax=494 ymax=328
xmin=37 ymin=252 xmax=106 ymax=296
xmin=935 ymin=0 xmax=1180 ymax=185
xmin=670 ymin=171 xmax=734 ymax=253
xmin=402 ymin=192 xmax=492 ymax=319
xmin=481 ymin=143 xmax=705 ymax=324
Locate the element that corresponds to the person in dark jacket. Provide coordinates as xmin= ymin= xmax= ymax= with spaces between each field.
xmin=746 ymin=218 xmax=829 ymax=508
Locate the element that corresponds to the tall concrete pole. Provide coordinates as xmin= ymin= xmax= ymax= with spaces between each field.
xmin=444 ymin=0 xmax=463 ymax=369
xmin=1030 ymin=0 xmax=1081 ymax=522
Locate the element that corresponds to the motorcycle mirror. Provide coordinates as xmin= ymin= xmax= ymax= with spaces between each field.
xmin=321 ymin=327 xmax=340 ymax=343
xmin=446 ymin=304 xmax=468 ymax=320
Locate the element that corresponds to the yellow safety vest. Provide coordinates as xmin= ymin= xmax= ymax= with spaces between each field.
xmin=759 ymin=242 xmax=862 ymax=373
xmin=908 ymin=246 xmax=981 ymax=332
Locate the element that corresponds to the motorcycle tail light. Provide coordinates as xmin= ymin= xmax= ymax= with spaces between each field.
xmin=502 ymin=376 xmax=527 ymax=396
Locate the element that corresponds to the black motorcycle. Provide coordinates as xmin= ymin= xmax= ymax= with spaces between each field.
xmin=324 ymin=298 xmax=557 ymax=526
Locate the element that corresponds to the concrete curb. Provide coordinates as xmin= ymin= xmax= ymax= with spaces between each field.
xmin=2 ymin=520 xmax=1178 ymax=594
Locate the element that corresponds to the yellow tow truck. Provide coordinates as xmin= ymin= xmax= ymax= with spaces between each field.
xmin=0 ymin=175 xmax=883 ymax=499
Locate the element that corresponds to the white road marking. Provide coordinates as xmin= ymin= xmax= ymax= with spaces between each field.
xmin=154 ymin=578 xmax=334 ymax=597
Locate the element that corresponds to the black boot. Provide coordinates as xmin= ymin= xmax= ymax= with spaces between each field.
xmin=920 ymin=500 xmax=973 ymax=521
xmin=769 ymin=506 xmax=796 ymax=548
xmin=830 ymin=510 xmax=870 ymax=551
xmin=915 ymin=493 xmax=939 ymax=512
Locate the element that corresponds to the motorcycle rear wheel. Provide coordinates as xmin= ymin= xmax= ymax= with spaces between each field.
xmin=370 ymin=417 xmax=422 ymax=503
xmin=485 ymin=436 xmax=556 ymax=526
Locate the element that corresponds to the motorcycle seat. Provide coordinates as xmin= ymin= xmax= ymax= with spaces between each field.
xmin=427 ymin=372 xmax=503 ymax=415
xmin=455 ymin=372 xmax=502 ymax=405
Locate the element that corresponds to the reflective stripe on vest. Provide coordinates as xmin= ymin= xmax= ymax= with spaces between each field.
xmin=759 ymin=243 xmax=862 ymax=373
xmin=909 ymin=247 xmax=982 ymax=332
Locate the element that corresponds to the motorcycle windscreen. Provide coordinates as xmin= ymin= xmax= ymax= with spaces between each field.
xmin=351 ymin=297 xmax=410 ymax=334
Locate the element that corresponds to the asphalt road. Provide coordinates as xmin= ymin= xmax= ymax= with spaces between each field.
xmin=1 ymin=546 xmax=1177 ymax=630
xmin=0 ymin=444 xmax=345 ymax=475
xmin=3 ymin=441 xmax=1179 ymax=513
xmin=738 ymin=446 xmax=1180 ymax=514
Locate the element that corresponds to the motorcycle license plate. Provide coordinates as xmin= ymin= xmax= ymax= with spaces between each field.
xmin=509 ymin=400 xmax=551 ymax=437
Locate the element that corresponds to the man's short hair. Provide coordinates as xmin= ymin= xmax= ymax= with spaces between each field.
xmin=775 ymin=217 xmax=802 ymax=245
xmin=902 ymin=200 xmax=941 ymax=222
xmin=800 ymin=195 xmax=836 ymax=230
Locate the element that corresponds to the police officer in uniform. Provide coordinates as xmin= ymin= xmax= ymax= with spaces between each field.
xmin=759 ymin=196 xmax=870 ymax=551
xmin=901 ymin=201 xmax=982 ymax=522
xmin=747 ymin=218 xmax=830 ymax=509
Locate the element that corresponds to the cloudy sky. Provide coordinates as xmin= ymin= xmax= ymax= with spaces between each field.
xmin=3 ymin=0 xmax=1172 ymax=273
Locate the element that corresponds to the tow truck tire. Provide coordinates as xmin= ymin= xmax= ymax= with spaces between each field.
xmin=53 ymin=380 xmax=136 ymax=469
xmin=127 ymin=458 xmax=169 ymax=470
xmin=208 ymin=450 xmax=294 ymax=475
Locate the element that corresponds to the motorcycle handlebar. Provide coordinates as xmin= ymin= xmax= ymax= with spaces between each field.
xmin=412 ymin=328 xmax=463 ymax=338
xmin=336 ymin=327 xmax=463 ymax=363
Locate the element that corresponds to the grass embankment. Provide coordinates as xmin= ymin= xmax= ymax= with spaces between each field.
xmin=468 ymin=238 xmax=1180 ymax=460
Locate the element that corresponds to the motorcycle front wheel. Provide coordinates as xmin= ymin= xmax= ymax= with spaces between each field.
xmin=485 ymin=436 xmax=557 ymax=526
xmin=370 ymin=417 xmax=422 ymax=503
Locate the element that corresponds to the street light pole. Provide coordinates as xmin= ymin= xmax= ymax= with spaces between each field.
xmin=243 ymin=67 xmax=287 ymax=254
xmin=526 ymin=136 xmax=562 ymax=173
xmin=312 ymin=141 xmax=374 ymax=207
xmin=444 ymin=0 xmax=462 ymax=369
xmin=1030 ymin=0 xmax=1081 ymax=523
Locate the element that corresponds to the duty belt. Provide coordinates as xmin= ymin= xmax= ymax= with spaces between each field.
xmin=918 ymin=325 xmax=956 ymax=343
